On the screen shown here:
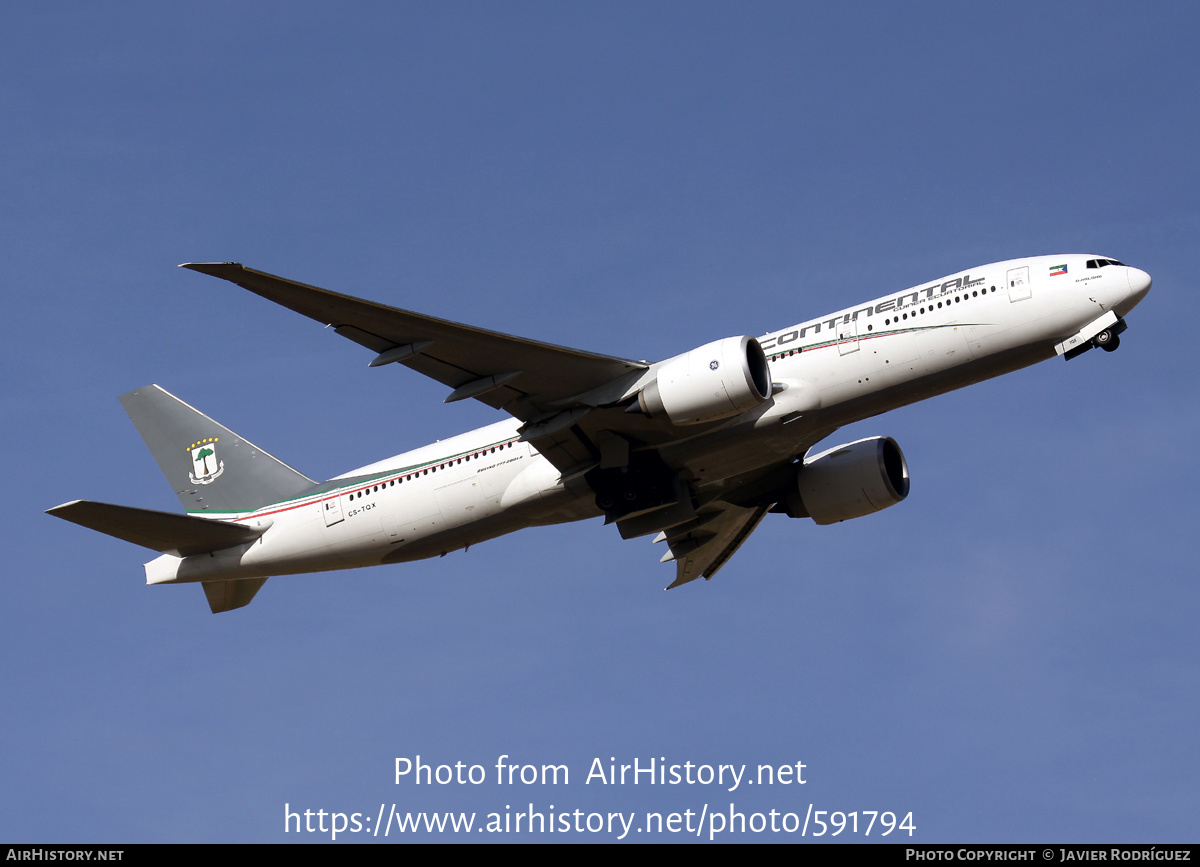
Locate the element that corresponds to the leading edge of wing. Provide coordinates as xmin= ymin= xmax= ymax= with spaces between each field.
xmin=181 ymin=262 xmax=647 ymax=420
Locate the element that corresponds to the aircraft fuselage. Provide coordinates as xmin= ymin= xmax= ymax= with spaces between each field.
xmin=142 ymin=253 xmax=1151 ymax=589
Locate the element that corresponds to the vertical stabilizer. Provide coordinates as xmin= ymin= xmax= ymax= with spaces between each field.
xmin=120 ymin=385 xmax=316 ymax=514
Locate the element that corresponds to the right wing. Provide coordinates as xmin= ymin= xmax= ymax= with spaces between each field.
xmin=655 ymin=502 xmax=771 ymax=589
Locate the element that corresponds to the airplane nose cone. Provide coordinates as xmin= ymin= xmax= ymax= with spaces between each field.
xmin=1127 ymin=267 xmax=1152 ymax=308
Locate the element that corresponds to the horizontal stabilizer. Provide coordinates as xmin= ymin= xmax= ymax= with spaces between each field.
xmin=202 ymin=577 xmax=268 ymax=614
xmin=47 ymin=500 xmax=263 ymax=557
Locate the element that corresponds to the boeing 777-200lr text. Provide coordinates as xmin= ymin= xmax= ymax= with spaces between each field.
xmin=49 ymin=255 xmax=1151 ymax=612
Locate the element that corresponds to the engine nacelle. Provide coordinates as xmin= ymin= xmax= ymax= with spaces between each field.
xmin=783 ymin=436 xmax=910 ymax=525
xmin=638 ymin=336 xmax=771 ymax=425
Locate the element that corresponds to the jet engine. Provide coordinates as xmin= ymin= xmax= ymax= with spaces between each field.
xmin=637 ymin=336 xmax=771 ymax=425
xmin=781 ymin=436 xmax=909 ymax=524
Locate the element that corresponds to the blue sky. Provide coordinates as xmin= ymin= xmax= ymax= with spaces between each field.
xmin=2 ymin=2 xmax=1197 ymax=842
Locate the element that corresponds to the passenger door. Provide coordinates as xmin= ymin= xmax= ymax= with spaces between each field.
xmin=1006 ymin=265 xmax=1031 ymax=302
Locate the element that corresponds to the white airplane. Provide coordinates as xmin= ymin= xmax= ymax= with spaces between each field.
xmin=49 ymin=254 xmax=1151 ymax=613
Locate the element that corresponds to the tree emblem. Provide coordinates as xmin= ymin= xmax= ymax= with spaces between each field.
xmin=187 ymin=437 xmax=225 ymax=485
xmin=194 ymin=447 xmax=214 ymax=473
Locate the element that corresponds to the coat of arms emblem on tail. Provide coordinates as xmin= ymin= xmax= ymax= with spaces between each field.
xmin=187 ymin=437 xmax=224 ymax=485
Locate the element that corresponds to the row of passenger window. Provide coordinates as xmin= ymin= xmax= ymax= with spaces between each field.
xmin=882 ymin=285 xmax=998 ymax=327
xmin=767 ymin=284 xmax=999 ymax=361
xmin=347 ymin=441 xmax=518 ymax=500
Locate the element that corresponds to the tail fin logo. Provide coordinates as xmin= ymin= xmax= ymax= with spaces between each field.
xmin=187 ymin=437 xmax=225 ymax=485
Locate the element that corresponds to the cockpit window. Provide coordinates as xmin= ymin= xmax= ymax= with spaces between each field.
xmin=1086 ymin=258 xmax=1127 ymax=269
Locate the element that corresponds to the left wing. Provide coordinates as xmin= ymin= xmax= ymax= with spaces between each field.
xmin=655 ymin=502 xmax=771 ymax=589
xmin=182 ymin=263 xmax=647 ymax=422
xmin=184 ymin=263 xmax=654 ymax=474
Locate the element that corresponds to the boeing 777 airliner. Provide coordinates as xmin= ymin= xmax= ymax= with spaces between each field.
xmin=49 ymin=254 xmax=1152 ymax=612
